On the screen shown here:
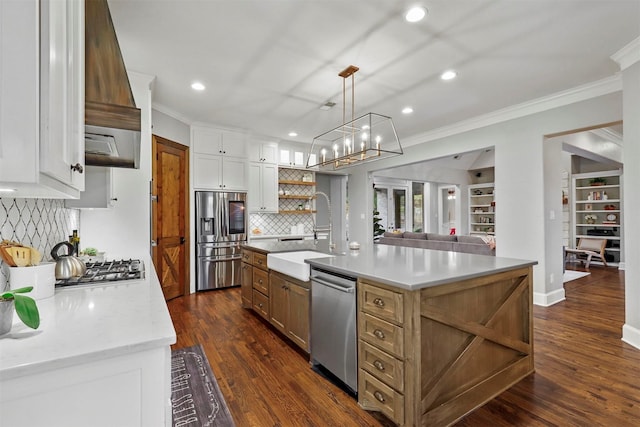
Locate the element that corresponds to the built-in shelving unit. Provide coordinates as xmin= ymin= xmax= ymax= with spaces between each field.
xmin=571 ymin=169 xmax=623 ymax=266
xmin=468 ymin=183 xmax=495 ymax=235
xmin=278 ymin=170 xmax=316 ymax=214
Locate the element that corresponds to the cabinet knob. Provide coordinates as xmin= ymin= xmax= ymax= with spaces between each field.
xmin=373 ymin=298 xmax=385 ymax=307
xmin=373 ymin=329 xmax=385 ymax=340
xmin=259 ymin=279 xmax=263 ymax=284
xmin=110 ymin=198 xmax=118 ymax=202
xmin=373 ymin=360 xmax=385 ymax=371
xmin=70 ymin=163 xmax=84 ymax=174
xmin=373 ymin=391 xmax=386 ymax=403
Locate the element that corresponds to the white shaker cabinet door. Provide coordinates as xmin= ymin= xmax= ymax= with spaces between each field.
xmin=221 ymin=157 xmax=247 ymax=190
xmin=0 ymin=0 xmax=84 ymax=198
xmin=39 ymin=0 xmax=85 ymax=191
xmin=193 ymin=154 xmax=223 ymax=190
xmin=0 ymin=0 xmax=38 ymax=182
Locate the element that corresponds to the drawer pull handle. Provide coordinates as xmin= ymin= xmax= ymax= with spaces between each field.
xmin=373 ymin=360 xmax=385 ymax=371
xmin=373 ymin=297 xmax=385 ymax=307
xmin=373 ymin=391 xmax=386 ymax=403
xmin=373 ymin=329 xmax=385 ymax=340
xmin=259 ymin=279 xmax=263 ymax=284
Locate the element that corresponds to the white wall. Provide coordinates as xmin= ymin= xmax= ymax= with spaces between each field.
xmin=347 ymin=92 xmax=623 ymax=306
xmin=152 ymin=109 xmax=190 ymax=147
xmin=80 ymin=72 xmax=155 ymax=259
xmin=621 ymin=60 xmax=640 ymax=349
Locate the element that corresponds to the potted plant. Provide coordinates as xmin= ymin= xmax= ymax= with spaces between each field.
xmin=589 ymin=177 xmax=606 ymax=186
xmin=0 ymin=286 xmax=40 ymax=335
xmin=373 ymin=210 xmax=385 ymax=240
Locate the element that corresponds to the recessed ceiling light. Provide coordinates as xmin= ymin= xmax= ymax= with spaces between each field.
xmin=191 ymin=82 xmax=205 ymax=91
xmin=441 ymin=70 xmax=457 ymax=81
xmin=405 ymin=6 xmax=427 ymax=23
xmin=402 ymin=107 xmax=414 ymax=114
xmin=288 ymin=132 xmax=298 ymax=137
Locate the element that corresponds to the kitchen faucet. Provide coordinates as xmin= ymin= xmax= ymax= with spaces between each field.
xmin=309 ymin=191 xmax=334 ymax=249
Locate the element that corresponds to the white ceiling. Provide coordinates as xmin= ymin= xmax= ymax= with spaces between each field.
xmin=108 ymin=0 xmax=639 ymax=146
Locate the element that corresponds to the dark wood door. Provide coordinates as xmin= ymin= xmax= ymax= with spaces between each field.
xmin=152 ymin=135 xmax=189 ymax=300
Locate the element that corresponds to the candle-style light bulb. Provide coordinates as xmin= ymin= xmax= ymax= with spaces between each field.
xmin=321 ymin=148 xmax=326 ymax=163
xmin=375 ymin=135 xmax=381 ymax=155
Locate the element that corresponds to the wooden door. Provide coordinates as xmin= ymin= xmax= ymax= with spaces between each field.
xmin=152 ymin=135 xmax=189 ymax=300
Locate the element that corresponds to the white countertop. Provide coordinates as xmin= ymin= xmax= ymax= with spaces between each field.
xmin=305 ymin=244 xmax=537 ymax=290
xmin=0 ymin=257 xmax=176 ymax=380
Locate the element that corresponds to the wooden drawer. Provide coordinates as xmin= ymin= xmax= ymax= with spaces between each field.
xmin=253 ymin=252 xmax=268 ymax=270
xmin=360 ymin=313 xmax=404 ymax=358
xmin=359 ymin=340 xmax=404 ymax=392
xmin=360 ymin=282 xmax=404 ymax=325
xmin=241 ymin=249 xmax=252 ymax=263
xmin=359 ymin=370 xmax=404 ymax=425
xmin=253 ymin=268 xmax=269 ymax=295
xmin=252 ymin=289 xmax=269 ymax=320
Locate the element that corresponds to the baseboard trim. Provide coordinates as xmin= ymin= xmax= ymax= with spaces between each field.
xmin=533 ymin=288 xmax=566 ymax=307
xmin=622 ymin=324 xmax=640 ymax=350
xmin=617 ymin=262 xmax=626 ymax=271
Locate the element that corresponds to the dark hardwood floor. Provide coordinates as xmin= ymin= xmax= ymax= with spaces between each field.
xmin=167 ymin=265 xmax=640 ymax=426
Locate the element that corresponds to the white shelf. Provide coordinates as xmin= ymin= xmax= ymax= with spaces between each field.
xmin=468 ymin=182 xmax=495 ymax=236
xmin=572 ymin=170 xmax=623 ymax=265
xmin=575 ymin=184 xmax=619 ymax=190
xmin=575 ymin=234 xmax=620 ymax=240
xmin=576 ymin=199 xmax=620 ymax=203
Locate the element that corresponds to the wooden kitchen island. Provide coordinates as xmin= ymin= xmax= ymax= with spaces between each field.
xmin=243 ymin=240 xmax=536 ymax=426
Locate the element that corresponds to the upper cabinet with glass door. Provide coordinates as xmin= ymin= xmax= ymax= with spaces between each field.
xmin=278 ymin=143 xmax=316 ymax=169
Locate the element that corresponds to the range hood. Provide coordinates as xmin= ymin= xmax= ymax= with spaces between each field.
xmin=85 ymin=0 xmax=141 ymax=168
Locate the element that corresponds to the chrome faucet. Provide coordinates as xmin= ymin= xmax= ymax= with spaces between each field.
xmin=309 ymin=191 xmax=334 ymax=249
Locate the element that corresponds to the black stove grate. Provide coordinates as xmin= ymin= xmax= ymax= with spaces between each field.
xmin=55 ymin=259 xmax=145 ymax=287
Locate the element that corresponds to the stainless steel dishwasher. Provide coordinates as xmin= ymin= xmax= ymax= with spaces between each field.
xmin=310 ymin=267 xmax=358 ymax=394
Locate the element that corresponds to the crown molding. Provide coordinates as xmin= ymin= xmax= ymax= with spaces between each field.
xmin=152 ymin=102 xmax=194 ymax=126
xmin=611 ymin=37 xmax=640 ymax=70
xmin=402 ymin=75 xmax=622 ymax=148
xmin=591 ymin=127 xmax=623 ymax=146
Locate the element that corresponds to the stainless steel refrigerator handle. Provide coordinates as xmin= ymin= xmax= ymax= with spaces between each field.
xmin=312 ymin=277 xmax=355 ymax=293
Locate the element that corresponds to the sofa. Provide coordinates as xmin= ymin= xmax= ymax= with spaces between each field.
xmin=377 ymin=231 xmax=496 ymax=256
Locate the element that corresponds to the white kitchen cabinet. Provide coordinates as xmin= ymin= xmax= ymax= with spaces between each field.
xmin=65 ymin=166 xmax=116 ymax=209
xmin=192 ymin=126 xmax=248 ymax=190
xmin=249 ymin=140 xmax=278 ymax=164
xmin=0 ymin=0 xmax=84 ymax=198
xmin=248 ymin=162 xmax=278 ymax=212
xmin=1 ymin=347 xmax=171 ymax=427
xmin=278 ymin=143 xmax=308 ymax=168
xmin=192 ymin=126 xmax=247 ymax=158
xmin=194 ymin=153 xmax=247 ymax=190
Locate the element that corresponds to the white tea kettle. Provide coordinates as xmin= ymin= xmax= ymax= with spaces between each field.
xmin=51 ymin=242 xmax=86 ymax=280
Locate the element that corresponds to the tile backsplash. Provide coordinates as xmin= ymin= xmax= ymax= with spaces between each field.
xmin=249 ymin=168 xmax=316 ymax=236
xmin=0 ymin=198 xmax=79 ymax=290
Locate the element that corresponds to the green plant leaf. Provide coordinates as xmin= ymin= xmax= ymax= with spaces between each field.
xmin=13 ymin=294 xmax=40 ymax=329
xmin=10 ymin=286 xmax=34 ymax=294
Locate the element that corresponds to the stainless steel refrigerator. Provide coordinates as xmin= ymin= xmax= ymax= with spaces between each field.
xmin=195 ymin=191 xmax=248 ymax=291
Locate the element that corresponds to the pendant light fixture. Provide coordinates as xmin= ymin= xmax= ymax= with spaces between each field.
xmin=307 ymin=65 xmax=403 ymax=170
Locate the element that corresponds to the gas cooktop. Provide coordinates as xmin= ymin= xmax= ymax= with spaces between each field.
xmin=55 ymin=259 xmax=145 ymax=287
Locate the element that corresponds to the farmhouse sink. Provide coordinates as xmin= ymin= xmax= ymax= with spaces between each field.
xmin=267 ymin=251 xmax=335 ymax=282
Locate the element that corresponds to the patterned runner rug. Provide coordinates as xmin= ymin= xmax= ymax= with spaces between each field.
xmin=171 ymin=344 xmax=235 ymax=427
